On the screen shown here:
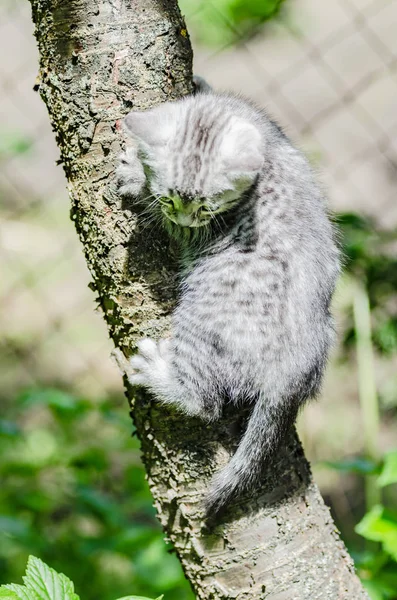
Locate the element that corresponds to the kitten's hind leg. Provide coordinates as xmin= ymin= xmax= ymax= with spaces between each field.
xmin=125 ymin=338 xmax=217 ymax=420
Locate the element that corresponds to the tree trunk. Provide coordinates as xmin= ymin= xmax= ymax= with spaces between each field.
xmin=28 ymin=1 xmax=369 ymax=598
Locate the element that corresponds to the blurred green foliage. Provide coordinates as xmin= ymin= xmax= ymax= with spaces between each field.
xmin=338 ymin=213 xmax=397 ymax=409
xmin=0 ymin=389 xmax=193 ymax=600
xmin=0 ymin=131 xmax=33 ymax=158
xmin=339 ymin=213 xmax=397 ymax=310
xmin=179 ymin=0 xmax=285 ymax=46
xmin=326 ymin=451 xmax=397 ymax=600
xmin=325 ymin=213 xmax=397 ymax=599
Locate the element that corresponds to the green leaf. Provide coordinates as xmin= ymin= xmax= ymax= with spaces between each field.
xmin=114 ymin=596 xmax=161 ymax=600
xmin=378 ymin=451 xmax=397 ymax=488
xmin=1 ymin=585 xmax=40 ymax=600
xmin=356 ymin=505 xmax=397 ymax=561
xmin=356 ymin=505 xmax=392 ymax=540
xmin=373 ymin=318 xmax=397 ymax=354
xmin=179 ymin=0 xmax=284 ymax=47
xmin=229 ymin=0 xmax=282 ymax=23
xmin=0 ymin=588 xmax=20 ymax=600
xmin=23 ymin=556 xmax=79 ymax=600
xmin=321 ymin=457 xmax=380 ymax=475
xmin=383 ymin=537 xmax=397 ymax=563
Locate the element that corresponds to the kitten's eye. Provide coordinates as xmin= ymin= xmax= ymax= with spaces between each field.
xmin=201 ymin=204 xmax=218 ymax=215
xmin=198 ymin=206 xmax=211 ymax=216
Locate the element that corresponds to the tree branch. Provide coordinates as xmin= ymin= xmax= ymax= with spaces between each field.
xmin=28 ymin=1 xmax=369 ymax=597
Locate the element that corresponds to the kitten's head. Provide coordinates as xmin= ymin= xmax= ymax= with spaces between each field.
xmin=124 ymin=95 xmax=264 ymax=228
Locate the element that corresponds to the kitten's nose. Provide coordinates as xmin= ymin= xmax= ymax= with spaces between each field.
xmin=176 ymin=214 xmax=193 ymax=226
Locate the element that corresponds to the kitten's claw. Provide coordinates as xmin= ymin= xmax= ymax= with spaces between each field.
xmin=111 ymin=347 xmax=147 ymax=385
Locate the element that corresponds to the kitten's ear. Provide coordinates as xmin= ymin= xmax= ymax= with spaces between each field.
xmin=193 ymin=75 xmax=212 ymax=94
xmin=124 ymin=103 xmax=176 ymax=148
xmin=220 ymin=117 xmax=263 ymax=176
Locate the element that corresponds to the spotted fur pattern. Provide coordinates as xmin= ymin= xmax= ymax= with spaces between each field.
xmin=116 ymin=90 xmax=340 ymax=518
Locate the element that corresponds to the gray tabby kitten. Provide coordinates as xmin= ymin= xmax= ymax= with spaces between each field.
xmin=116 ymin=86 xmax=340 ymax=517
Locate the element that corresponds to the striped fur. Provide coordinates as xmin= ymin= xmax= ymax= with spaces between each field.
xmin=116 ymin=91 xmax=340 ymax=519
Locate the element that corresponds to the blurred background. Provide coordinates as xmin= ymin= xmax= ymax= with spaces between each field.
xmin=0 ymin=0 xmax=396 ymax=599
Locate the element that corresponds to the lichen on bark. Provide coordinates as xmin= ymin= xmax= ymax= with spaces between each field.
xmin=28 ymin=1 xmax=369 ymax=598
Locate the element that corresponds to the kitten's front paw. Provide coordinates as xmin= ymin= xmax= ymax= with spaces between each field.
xmin=116 ymin=146 xmax=146 ymax=197
xmin=128 ymin=338 xmax=170 ymax=388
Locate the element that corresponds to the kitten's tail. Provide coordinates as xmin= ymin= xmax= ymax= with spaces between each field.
xmin=205 ymin=393 xmax=298 ymax=521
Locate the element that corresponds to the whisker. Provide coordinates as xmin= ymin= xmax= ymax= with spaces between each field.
xmin=138 ymin=212 xmax=163 ymax=233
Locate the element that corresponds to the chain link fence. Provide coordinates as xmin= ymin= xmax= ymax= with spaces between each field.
xmin=1 ymin=0 xmax=396 ymax=468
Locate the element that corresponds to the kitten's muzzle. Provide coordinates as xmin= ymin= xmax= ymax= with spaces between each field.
xmin=160 ymin=196 xmax=210 ymax=227
xmin=162 ymin=206 xmax=209 ymax=228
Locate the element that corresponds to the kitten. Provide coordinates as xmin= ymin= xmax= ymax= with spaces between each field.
xmin=116 ymin=86 xmax=340 ymax=518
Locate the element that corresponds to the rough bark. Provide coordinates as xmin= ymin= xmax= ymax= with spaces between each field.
xmin=28 ymin=1 xmax=369 ymax=598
